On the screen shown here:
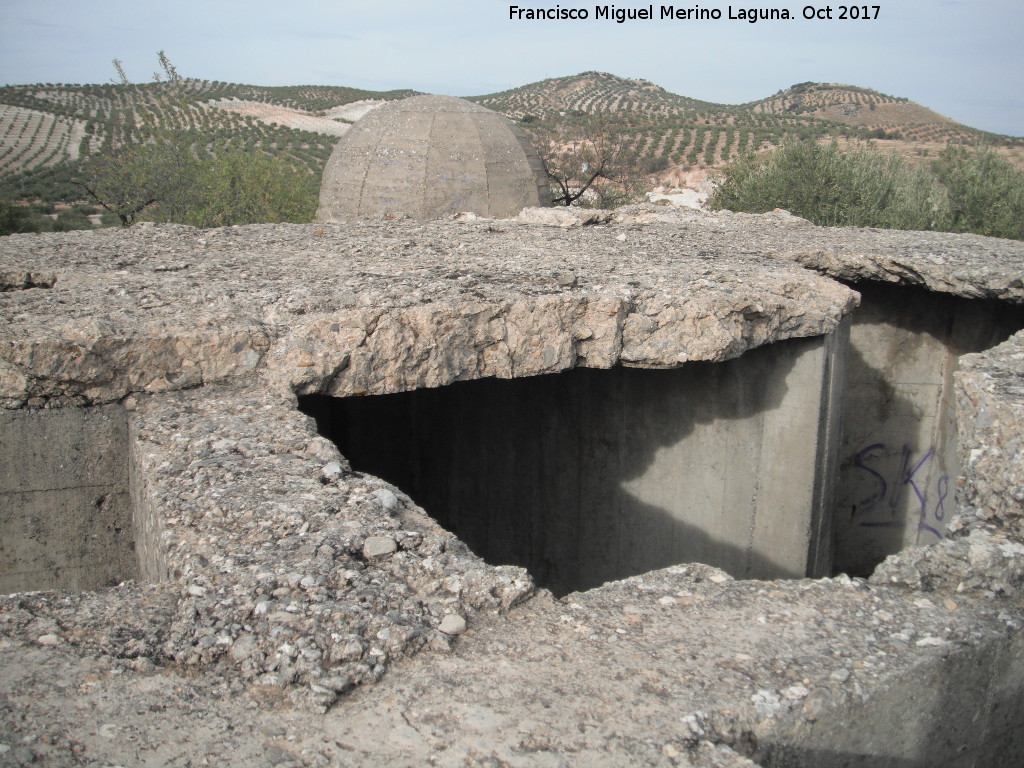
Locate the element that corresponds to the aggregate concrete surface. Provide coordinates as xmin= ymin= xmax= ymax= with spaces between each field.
xmin=1 ymin=206 xmax=864 ymax=409
xmin=2 ymin=206 xmax=1024 ymax=767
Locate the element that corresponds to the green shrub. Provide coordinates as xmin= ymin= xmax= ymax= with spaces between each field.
xmin=71 ymin=134 xmax=196 ymax=225
xmin=0 ymin=202 xmax=58 ymax=235
xmin=53 ymin=208 xmax=94 ymax=232
xmin=99 ymin=211 xmax=122 ymax=228
xmin=76 ymin=133 xmax=318 ymax=227
xmin=145 ymin=148 xmax=317 ymax=227
xmin=709 ymin=140 xmax=950 ymax=232
xmin=642 ymin=156 xmax=669 ymax=174
xmin=1 ymin=201 xmax=38 ymax=235
xmin=578 ymin=179 xmax=646 ymax=209
xmin=934 ymin=145 xmax=1024 ymax=240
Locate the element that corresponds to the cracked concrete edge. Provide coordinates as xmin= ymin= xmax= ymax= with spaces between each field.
xmin=0 ymin=215 xmax=866 ymax=409
xmin=11 ymin=205 xmax=1024 ymax=412
xmin=125 ymin=383 xmax=536 ymax=696
xmin=774 ymin=236 xmax=1024 ymax=304
xmin=3 ymin=212 xmax=1024 ymax=765
xmin=267 ymin=288 xmax=854 ymax=401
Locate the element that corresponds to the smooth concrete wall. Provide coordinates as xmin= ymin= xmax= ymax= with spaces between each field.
xmin=0 ymin=405 xmax=136 ymax=593
xmin=129 ymin=419 xmax=169 ymax=584
xmin=302 ymin=322 xmax=847 ymax=595
xmin=834 ymin=283 xmax=1024 ymax=576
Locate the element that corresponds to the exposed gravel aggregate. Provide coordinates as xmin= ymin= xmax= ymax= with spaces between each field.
xmin=2 ymin=208 xmax=1024 ymax=766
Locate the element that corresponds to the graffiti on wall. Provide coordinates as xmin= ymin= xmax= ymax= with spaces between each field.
xmin=850 ymin=442 xmax=949 ymax=540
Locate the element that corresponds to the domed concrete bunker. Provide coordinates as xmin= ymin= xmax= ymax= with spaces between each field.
xmin=316 ymin=94 xmax=552 ymax=221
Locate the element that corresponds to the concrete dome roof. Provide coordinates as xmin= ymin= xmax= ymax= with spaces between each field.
xmin=316 ymin=94 xmax=551 ymax=221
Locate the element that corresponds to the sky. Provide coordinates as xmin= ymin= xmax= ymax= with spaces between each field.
xmin=0 ymin=1 xmax=1021 ymax=136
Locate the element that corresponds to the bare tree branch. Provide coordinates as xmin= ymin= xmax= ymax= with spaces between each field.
xmin=528 ymin=118 xmax=642 ymax=207
xmin=110 ymin=59 xmax=129 ymax=86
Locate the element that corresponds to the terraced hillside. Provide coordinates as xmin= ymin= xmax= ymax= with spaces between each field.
xmin=749 ymin=82 xmax=988 ymax=144
xmin=206 ymin=100 xmax=356 ymax=136
xmin=472 ymin=72 xmax=908 ymax=172
xmin=0 ymin=105 xmax=88 ymax=175
xmin=472 ymin=71 xmax=717 ymax=118
xmin=0 ymin=79 xmax=414 ymax=201
xmin=0 ymin=72 xmax=1019 ymax=204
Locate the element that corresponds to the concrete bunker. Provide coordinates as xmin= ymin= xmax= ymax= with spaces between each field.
xmin=2 ymin=240 xmax=1022 ymax=603
xmin=301 ymin=328 xmax=848 ymax=595
xmin=316 ymin=94 xmax=552 ymax=221
xmin=300 ymin=279 xmax=1024 ymax=593
xmin=2 ymin=218 xmax=1024 ymax=766
xmin=0 ymin=404 xmax=137 ymax=593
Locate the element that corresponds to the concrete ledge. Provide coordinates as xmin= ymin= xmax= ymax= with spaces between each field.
xmin=2 ymin=212 xmax=1024 ymax=766
xmin=1 ymin=216 xmax=860 ymax=408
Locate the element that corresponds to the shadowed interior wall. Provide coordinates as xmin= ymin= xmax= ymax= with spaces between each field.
xmin=0 ymin=404 xmax=136 ymax=593
xmin=302 ymin=326 xmax=847 ymax=595
xmin=834 ymin=283 xmax=1024 ymax=576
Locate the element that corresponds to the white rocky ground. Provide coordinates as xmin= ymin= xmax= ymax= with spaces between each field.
xmin=323 ymin=100 xmax=386 ymax=123
xmin=204 ymin=99 xmax=357 ymax=137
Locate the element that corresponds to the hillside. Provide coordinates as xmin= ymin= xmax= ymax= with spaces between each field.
xmin=1 ymin=72 xmax=1019 ymax=203
xmin=471 ymin=71 xmax=719 ymax=118
xmin=471 ymin=73 xmax=1018 ymax=175
xmin=0 ymin=79 xmax=415 ymax=201
xmin=749 ymin=82 xmax=975 ymax=143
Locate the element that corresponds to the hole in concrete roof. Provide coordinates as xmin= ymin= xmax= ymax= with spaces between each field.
xmin=0 ymin=405 xmax=140 ymax=594
xmin=300 ymin=332 xmax=841 ymax=597
xmin=302 ymin=282 xmax=1024 ymax=593
xmin=834 ymin=281 xmax=1024 ymax=577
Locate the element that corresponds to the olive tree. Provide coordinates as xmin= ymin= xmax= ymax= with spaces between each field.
xmin=75 ymin=136 xmax=318 ymax=227
xmin=528 ymin=118 xmax=642 ymax=207
xmin=73 ymin=134 xmax=197 ymax=226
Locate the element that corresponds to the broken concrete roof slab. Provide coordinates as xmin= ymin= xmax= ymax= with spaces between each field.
xmin=316 ymin=94 xmax=552 ymax=221
xmin=1 ymin=206 xmax=1024 ymax=766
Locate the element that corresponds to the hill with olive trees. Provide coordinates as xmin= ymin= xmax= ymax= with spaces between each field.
xmin=1 ymin=71 xmax=1020 ymax=206
xmin=472 ymin=73 xmax=1022 ymax=175
xmin=0 ymin=79 xmax=415 ymax=201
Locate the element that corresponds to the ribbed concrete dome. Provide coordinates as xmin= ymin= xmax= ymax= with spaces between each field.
xmin=316 ymin=95 xmax=551 ymax=221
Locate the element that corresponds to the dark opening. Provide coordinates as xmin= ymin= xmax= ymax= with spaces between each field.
xmin=300 ymin=334 xmax=833 ymax=596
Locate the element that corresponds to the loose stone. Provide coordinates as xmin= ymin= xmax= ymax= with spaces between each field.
xmin=321 ymin=461 xmax=344 ymax=482
xmin=373 ymin=489 xmax=399 ymax=513
xmin=438 ymin=614 xmax=467 ymax=635
xmin=362 ymin=536 xmax=398 ymax=559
